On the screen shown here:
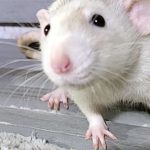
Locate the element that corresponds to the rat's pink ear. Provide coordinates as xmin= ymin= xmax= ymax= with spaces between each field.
xmin=125 ymin=0 xmax=150 ymax=35
xmin=36 ymin=9 xmax=50 ymax=29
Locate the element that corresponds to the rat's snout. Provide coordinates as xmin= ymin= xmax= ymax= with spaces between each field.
xmin=51 ymin=52 xmax=72 ymax=74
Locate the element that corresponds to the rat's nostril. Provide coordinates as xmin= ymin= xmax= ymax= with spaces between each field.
xmin=62 ymin=58 xmax=71 ymax=72
xmin=51 ymin=54 xmax=72 ymax=74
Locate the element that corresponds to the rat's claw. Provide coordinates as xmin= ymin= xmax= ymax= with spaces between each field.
xmin=54 ymin=98 xmax=60 ymax=110
xmin=85 ymin=129 xmax=92 ymax=140
xmin=86 ymin=124 xmax=116 ymax=150
xmin=104 ymin=130 xmax=117 ymax=140
xmin=41 ymin=93 xmax=51 ymax=102
xmin=98 ymin=134 xmax=106 ymax=150
xmin=48 ymin=98 xmax=54 ymax=109
xmin=41 ymin=88 xmax=70 ymax=110
xmin=61 ymin=94 xmax=69 ymax=109
xmin=93 ymin=136 xmax=99 ymax=150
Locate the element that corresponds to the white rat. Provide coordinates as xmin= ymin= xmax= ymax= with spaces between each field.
xmin=37 ymin=0 xmax=150 ymax=149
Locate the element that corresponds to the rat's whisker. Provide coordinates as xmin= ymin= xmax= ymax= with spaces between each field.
xmin=11 ymin=65 xmax=42 ymax=82
xmin=0 ymin=59 xmax=40 ymax=68
xmin=0 ymin=64 xmax=41 ymax=80
xmin=37 ymin=77 xmax=49 ymax=100
xmin=92 ymin=65 xmax=128 ymax=84
xmin=1 ymin=66 xmax=43 ymax=104
xmin=3 ymin=72 xmax=43 ymax=106
xmin=101 ymin=69 xmax=128 ymax=83
xmin=90 ymin=85 xmax=100 ymax=102
xmin=22 ymin=72 xmax=45 ymax=101
xmin=91 ymin=70 xmax=120 ymax=91
xmin=0 ymin=41 xmax=41 ymax=53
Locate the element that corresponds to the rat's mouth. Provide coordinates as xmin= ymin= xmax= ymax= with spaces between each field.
xmin=54 ymin=72 xmax=94 ymax=87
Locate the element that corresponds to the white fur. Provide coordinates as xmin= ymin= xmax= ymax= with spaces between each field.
xmin=39 ymin=0 xmax=150 ymax=145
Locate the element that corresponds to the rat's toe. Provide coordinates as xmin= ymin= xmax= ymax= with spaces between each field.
xmin=104 ymin=130 xmax=117 ymax=140
xmin=85 ymin=129 xmax=92 ymax=140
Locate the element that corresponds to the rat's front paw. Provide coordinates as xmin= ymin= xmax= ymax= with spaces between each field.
xmin=41 ymin=88 xmax=69 ymax=110
xmin=85 ymin=123 xmax=116 ymax=150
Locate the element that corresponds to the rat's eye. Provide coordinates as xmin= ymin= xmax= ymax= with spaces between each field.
xmin=91 ymin=14 xmax=105 ymax=27
xmin=44 ymin=24 xmax=50 ymax=36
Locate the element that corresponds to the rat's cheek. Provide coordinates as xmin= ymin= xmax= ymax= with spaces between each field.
xmin=41 ymin=51 xmax=52 ymax=75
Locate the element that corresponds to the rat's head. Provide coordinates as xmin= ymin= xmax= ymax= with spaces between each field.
xmin=37 ymin=0 xmax=150 ymax=87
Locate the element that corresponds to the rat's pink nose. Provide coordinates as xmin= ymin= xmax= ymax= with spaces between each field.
xmin=51 ymin=54 xmax=72 ymax=74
